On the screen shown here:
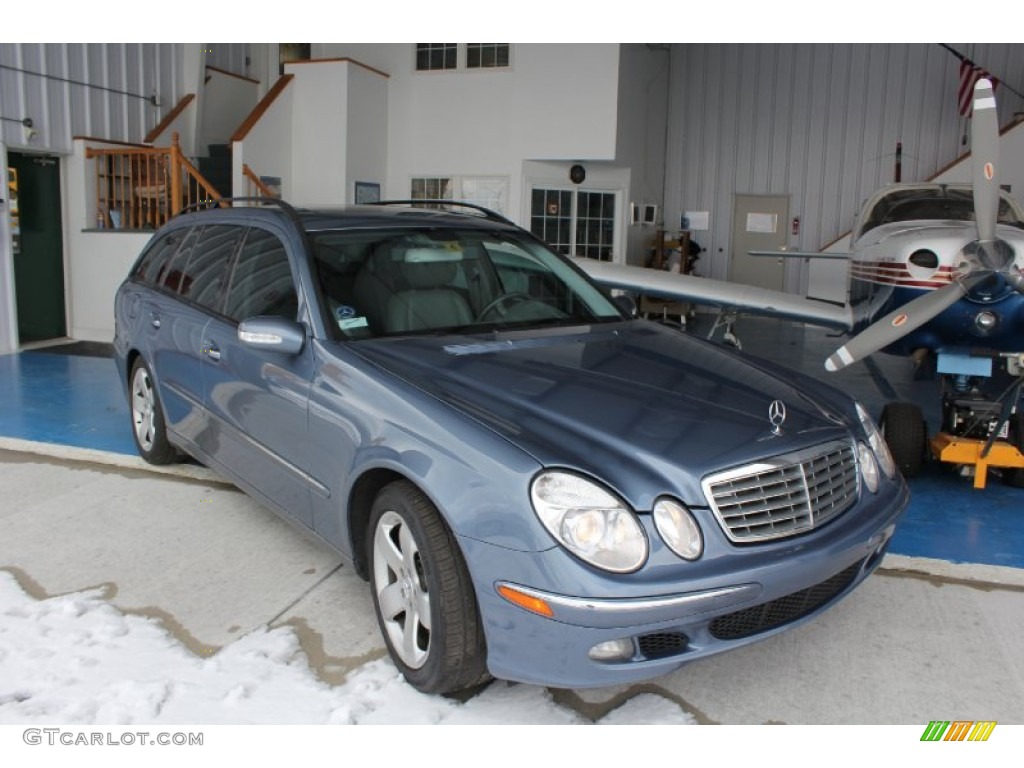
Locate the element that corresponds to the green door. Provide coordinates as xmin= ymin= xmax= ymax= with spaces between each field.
xmin=9 ymin=152 xmax=66 ymax=343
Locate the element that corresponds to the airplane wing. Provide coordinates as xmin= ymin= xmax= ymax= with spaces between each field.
xmin=572 ymin=257 xmax=853 ymax=331
xmin=748 ymin=250 xmax=851 ymax=260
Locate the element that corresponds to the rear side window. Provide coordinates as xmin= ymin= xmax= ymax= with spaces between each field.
xmin=157 ymin=227 xmax=201 ymax=293
xmin=223 ymin=228 xmax=299 ymax=322
xmin=134 ymin=229 xmax=191 ymax=286
xmin=178 ymin=225 xmax=245 ymax=313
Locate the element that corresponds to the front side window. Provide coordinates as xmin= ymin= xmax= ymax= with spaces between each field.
xmin=311 ymin=227 xmax=622 ymax=339
xmin=223 ymin=228 xmax=298 ymax=323
xmin=178 ymin=225 xmax=245 ymax=312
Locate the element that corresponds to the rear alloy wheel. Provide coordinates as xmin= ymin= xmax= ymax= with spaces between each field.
xmin=368 ymin=480 xmax=489 ymax=694
xmin=129 ymin=358 xmax=177 ymax=465
xmin=879 ymin=402 xmax=927 ymax=478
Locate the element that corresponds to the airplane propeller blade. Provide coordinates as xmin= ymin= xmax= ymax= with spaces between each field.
xmin=971 ymin=78 xmax=1000 ymax=248
xmin=824 ymin=279 xmax=970 ymax=372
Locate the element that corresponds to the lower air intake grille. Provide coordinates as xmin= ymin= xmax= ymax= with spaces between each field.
xmin=708 ymin=560 xmax=864 ymax=640
xmin=703 ymin=439 xmax=859 ymax=543
xmin=637 ymin=631 xmax=689 ymax=659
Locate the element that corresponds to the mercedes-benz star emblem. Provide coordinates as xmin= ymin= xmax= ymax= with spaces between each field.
xmin=769 ymin=400 xmax=787 ymax=436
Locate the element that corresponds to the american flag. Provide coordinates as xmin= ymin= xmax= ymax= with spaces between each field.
xmin=959 ymin=60 xmax=999 ymax=116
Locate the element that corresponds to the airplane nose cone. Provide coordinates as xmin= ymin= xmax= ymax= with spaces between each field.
xmin=961 ymin=238 xmax=1015 ymax=272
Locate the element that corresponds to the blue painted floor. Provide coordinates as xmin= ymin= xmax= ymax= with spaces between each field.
xmin=1 ymin=326 xmax=1022 ymax=570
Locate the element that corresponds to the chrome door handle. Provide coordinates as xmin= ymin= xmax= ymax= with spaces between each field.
xmin=203 ymin=342 xmax=221 ymax=362
xmin=150 ymin=315 xmax=161 ymax=329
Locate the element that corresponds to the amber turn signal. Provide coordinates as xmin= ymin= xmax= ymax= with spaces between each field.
xmin=497 ymin=585 xmax=554 ymax=618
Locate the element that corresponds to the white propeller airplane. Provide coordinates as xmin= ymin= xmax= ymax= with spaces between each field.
xmin=574 ymin=78 xmax=1024 ymax=487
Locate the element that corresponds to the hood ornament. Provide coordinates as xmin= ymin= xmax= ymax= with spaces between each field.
xmin=769 ymin=400 xmax=787 ymax=436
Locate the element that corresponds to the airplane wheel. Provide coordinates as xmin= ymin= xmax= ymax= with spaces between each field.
xmin=879 ymin=402 xmax=927 ymax=478
xmin=1002 ymin=412 xmax=1024 ymax=488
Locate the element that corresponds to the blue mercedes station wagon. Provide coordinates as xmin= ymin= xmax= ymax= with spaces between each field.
xmin=113 ymin=200 xmax=908 ymax=694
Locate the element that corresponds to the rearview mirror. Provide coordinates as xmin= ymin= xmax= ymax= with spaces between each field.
xmin=613 ymin=293 xmax=637 ymax=318
xmin=237 ymin=316 xmax=306 ymax=355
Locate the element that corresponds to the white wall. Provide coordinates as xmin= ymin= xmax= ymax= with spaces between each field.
xmin=145 ymin=95 xmax=198 ymax=158
xmin=314 ymin=44 xmax=622 ymax=224
xmin=232 ymin=80 xmax=295 ymax=200
xmin=285 ymin=60 xmax=388 ymax=205
xmin=200 ymin=68 xmax=258 ymax=152
xmin=344 ymin=65 xmax=388 ymax=200
xmin=288 ymin=61 xmax=351 ymax=204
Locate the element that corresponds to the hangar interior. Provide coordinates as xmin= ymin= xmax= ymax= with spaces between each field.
xmin=1 ymin=43 xmax=1023 ymax=721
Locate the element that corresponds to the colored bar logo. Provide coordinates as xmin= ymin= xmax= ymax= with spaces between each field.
xmin=921 ymin=721 xmax=997 ymax=742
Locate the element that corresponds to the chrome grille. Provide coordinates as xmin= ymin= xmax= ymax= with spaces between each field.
xmin=702 ymin=440 xmax=858 ymax=543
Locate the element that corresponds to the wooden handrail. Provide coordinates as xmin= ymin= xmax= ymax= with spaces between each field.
xmin=206 ymin=65 xmax=260 ymax=85
xmin=242 ymin=164 xmax=279 ymax=198
xmin=231 ymin=74 xmax=294 ymax=143
xmin=144 ymin=93 xmax=196 ymax=144
xmin=86 ymin=131 xmax=226 ymax=230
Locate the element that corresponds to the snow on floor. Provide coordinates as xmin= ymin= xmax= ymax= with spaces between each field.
xmin=0 ymin=571 xmax=694 ymax=725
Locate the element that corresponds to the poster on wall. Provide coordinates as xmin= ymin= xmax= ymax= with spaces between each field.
xmin=355 ymin=182 xmax=381 ymax=204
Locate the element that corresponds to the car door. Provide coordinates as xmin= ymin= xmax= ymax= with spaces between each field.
xmin=167 ymin=224 xmax=246 ymax=449
xmin=134 ymin=226 xmax=210 ymax=441
xmin=200 ymin=225 xmax=316 ymax=528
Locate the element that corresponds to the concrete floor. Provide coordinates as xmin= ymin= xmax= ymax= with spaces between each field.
xmin=1 ymin=318 xmax=1023 ymax=723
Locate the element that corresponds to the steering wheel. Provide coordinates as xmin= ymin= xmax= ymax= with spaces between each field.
xmin=477 ymin=293 xmax=532 ymax=321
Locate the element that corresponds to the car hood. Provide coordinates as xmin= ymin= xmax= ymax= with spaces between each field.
xmin=352 ymin=321 xmax=855 ymax=507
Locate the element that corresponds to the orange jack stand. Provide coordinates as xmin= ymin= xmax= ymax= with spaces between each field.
xmin=930 ymin=432 xmax=1024 ymax=489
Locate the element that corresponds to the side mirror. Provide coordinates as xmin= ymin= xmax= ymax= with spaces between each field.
xmin=238 ymin=316 xmax=306 ymax=356
xmin=613 ymin=293 xmax=637 ymax=318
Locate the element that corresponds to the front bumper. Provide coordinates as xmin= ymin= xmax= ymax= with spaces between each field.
xmin=461 ymin=479 xmax=909 ymax=689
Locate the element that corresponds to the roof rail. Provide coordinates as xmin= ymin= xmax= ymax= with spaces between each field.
xmin=178 ymin=196 xmax=301 ymax=217
xmin=373 ymin=199 xmax=514 ymax=226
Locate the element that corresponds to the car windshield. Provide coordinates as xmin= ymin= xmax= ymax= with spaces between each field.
xmin=310 ymin=227 xmax=624 ymax=339
xmin=859 ymin=187 xmax=1024 ymax=235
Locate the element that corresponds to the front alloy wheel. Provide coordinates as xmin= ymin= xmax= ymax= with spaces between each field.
xmin=373 ymin=509 xmax=432 ymax=669
xmin=368 ymin=480 xmax=489 ymax=694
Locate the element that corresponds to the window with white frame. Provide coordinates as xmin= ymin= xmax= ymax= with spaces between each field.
xmin=411 ymin=176 xmax=509 ymax=216
xmin=530 ymin=188 xmax=617 ymax=261
xmin=415 ymin=44 xmax=458 ymax=71
xmin=466 ymin=44 xmax=510 ymax=69
xmin=414 ymin=44 xmax=511 ymax=72
xmin=411 ymin=177 xmax=453 ymax=202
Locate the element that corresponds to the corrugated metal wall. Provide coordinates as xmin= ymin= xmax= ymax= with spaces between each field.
xmin=0 ymin=44 xmax=187 ymax=152
xmin=665 ymin=43 xmax=1024 ymax=284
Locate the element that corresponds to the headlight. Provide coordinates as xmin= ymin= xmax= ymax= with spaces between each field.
xmin=530 ymin=471 xmax=648 ymax=573
xmin=856 ymin=402 xmax=896 ymax=479
xmin=653 ymin=498 xmax=703 ymax=561
xmin=858 ymin=442 xmax=879 ymax=493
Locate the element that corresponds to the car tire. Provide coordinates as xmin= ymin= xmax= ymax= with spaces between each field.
xmin=367 ymin=480 xmax=490 ymax=694
xmin=1002 ymin=411 xmax=1024 ymax=488
xmin=880 ymin=402 xmax=927 ymax=478
xmin=129 ymin=358 xmax=177 ymax=465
